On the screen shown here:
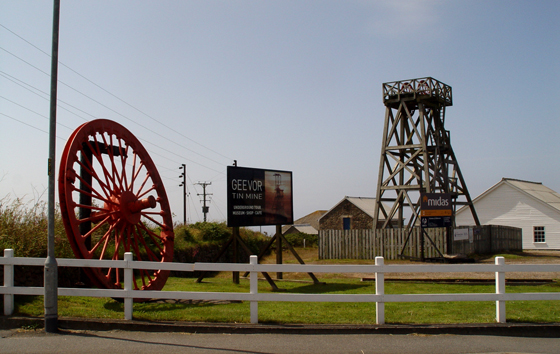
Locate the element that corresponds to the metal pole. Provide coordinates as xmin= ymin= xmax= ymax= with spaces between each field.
xmin=45 ymin=0 xmax=60 ymax=333
xmin=179 ymin=164 xmax=186 ymax=224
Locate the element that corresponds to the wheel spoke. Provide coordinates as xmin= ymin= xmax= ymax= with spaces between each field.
xmin=107 ymin=134 xmax=128 ymax=193
xmin=128 ymin=153 xmax=138 ymax=191
xmin=134 ymin=224 xmax=161 ymax=261
xmin=89 ymin=139 xmax=121 ymax=195
xmin=90 ymin=220 xmax=116 ymax=256
xmin=76 ymin=151 xmax=112 ymax=200
xmin=100 ymin=134 xmax=123 ymax=193
xmin=136 ymin=186 xmax=156 ymax=200
xmin=142 ymin=211 xmax=165 ymax=216
xmin=74 ymin=203 xmax=111 ymax=212
xmin=81 ymin=215 xmax=111 ymax=240
xmin=77 ymin=210 xmax=116 ymax=224
xmin=141 ymin=213 xmax=165 ymax=229
xmin=98 ymin=224 xmax=115 ymax=260
xmin=130 ymin=230 xmax=144 ymax=290
xmin=118 ymin=140 xmax=130 ymax=191
xmin=134 ymin=170 xmax=151 ymax=199
xmin=73 ymin=184 xmax=110 ymax=205
xmin=87 ymin=140 xmax=114 ymax=184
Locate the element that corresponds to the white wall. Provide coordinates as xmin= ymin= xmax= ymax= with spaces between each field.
xmin=455 ymin=183 xmax=560 ymax=250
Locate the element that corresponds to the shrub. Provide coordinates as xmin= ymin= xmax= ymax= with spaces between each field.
xmin=171 ymin=222 xmax=272 ymax=277
xmin=193 ymin=221 xmax=231 ymax=242
xmin=0 ymin=196 xmax=79 ymax=287
xmin=283 ymin=232 xmax=318 ymax=247
xmin=0 ymin=197 xmax=74 ymax=258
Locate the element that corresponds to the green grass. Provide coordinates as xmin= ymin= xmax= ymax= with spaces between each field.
xmin=8 ymin=277 xmax=560 ymax=325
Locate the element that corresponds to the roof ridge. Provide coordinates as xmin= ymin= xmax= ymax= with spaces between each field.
xmin=502 ymin=177 xmax=542 ymax=185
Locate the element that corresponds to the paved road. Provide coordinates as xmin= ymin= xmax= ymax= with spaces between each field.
xmin=1 ymin=329 xmax=559 ymax=354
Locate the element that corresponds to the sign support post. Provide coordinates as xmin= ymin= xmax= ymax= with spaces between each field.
xmin=233 ymin=227 xmax=239 ymax=284
xmin=216 ymin=165 xmax=322 ymax=287
xmin=276 ymin=225 xmax=282 ymax=279
xmin=401 ymin=193 xmax=452 ymax=261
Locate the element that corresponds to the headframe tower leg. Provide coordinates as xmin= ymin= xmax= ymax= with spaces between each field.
xmin=372 ymin=78 xmax=480 ymax=256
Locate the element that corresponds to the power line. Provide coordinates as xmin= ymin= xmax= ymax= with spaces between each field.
xmin=0 ymin=112 xmax=65 ymax=141
xmin=1 ymin=23 xmax=233 ymax=163
xmin=0 ymin=95 xmax=74 ymax=132
xmin=0 ymin=72 xmax=223 ymax=173
xmin=1 ymin=22 xmax=236 ymax=224
xmin=0 ymin=43 xmax=227 ymax=168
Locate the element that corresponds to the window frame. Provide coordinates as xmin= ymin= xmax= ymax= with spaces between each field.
xmin=533 ymin=226 xmax=546 ymax=243
xmin=342 ymin=217 xmax=351 ymax=230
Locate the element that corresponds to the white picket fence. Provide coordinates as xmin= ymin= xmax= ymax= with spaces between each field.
xmin=2 ymin=248 xmax=560 ymax=325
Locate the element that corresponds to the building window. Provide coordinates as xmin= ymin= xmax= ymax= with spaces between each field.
xmin=533 ymin=226 xmax=545 ymax=243
xmin=343 ymin=217 xmax=351 ymax=230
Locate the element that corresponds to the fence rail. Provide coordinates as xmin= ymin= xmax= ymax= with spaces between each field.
xmin=2 ymin=249 xmax=559 ymax=325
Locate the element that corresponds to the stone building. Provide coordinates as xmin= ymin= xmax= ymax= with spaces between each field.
xmin=319 ymin=197 xmax=384 ymax=230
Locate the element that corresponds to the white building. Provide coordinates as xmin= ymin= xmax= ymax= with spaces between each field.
xmin=455 ymin=178 xmax=560 ymax=250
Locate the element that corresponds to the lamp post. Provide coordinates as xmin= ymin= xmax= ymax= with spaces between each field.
xmin=45 ymin=0 xmax=60 ymax=333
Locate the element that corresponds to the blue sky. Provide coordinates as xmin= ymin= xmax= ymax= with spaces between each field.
xmin=1 ymin=1 xmax=559 ymax=232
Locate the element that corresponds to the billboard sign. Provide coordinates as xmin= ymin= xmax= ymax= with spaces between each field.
xmin=227 ymin=166 xmax=293 ymax=227
xmin=420 ymin=193 xmax=452 ymax=228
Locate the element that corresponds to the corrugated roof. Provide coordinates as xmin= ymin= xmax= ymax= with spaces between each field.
xmin=346 ymin=197 xmax=377 ymax=218
xmin=504 ymin=178 xmax=560 ymax=213
xmin=294 ymin=210 xmax=327 ymax=230
xmin=282 ymin=210 xmax=327 ymax=234
xmin=319 ymin=196 xmax=383 ymax=221
xmin=457 ymin=178 xmax=560 ymax=215
xmin=284 ymin=225 xmax=319 ymax=235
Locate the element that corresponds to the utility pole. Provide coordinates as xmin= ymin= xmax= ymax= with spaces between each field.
xmin=196 ymin=181 xmax=212 ymax=222
xmin=179 ymin=164 xmax=187 ymax=225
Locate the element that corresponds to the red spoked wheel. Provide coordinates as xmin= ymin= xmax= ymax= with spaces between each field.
xmin=59 ymin=119 xmax=174 ymax=291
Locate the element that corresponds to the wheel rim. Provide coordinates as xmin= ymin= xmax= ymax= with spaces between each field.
xmin=59 ymin=119 xmax=174 ymax=291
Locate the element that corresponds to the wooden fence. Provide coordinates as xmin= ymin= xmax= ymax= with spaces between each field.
xmin=318 ymin=228 xmax=446 ymax=260
xmin=4 ymin=249 xmax=559 ymax=325
xmin=318 ymin=225 xmax=522 ymax=260
xmin=451 ymin=225 xmax=522 ymax=255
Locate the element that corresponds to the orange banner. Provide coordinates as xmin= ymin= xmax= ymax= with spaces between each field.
xmin=420 ymin=209 xmax=452 ymax=217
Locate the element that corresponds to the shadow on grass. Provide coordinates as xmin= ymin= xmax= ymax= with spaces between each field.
xmin=286 ymin=282 xmax=371 ymax=294
xmin=102 ymin=298 xmax=239 ymax=313
xmin=475 ymin=251 xmax=560 ymax=262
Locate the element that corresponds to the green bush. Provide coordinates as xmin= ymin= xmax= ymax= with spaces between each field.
xmin=194 ymin=221 xmax=231 ymax=242
xmin=283 ymin=232 xmax=318 ymax=247
xmin=0 ymin=197 xmax=74 ymax=258
xmin=174 ymin=224 xmax=196 ymax=246
xmin=171 ymin=222 xmax=272 ymax=277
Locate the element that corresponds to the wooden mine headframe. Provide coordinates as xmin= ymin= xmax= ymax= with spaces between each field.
xmin=373 ymin=77 xmax=480 ymax=233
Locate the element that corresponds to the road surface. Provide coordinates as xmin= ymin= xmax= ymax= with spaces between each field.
xmin=1 ymin=328 xmax=559 ymax=354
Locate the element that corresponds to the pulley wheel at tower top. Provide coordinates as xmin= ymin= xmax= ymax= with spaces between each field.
xmin=58 ymin=119 xmax=174 ymax=291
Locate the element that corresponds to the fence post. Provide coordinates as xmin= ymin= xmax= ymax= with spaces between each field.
xmin=375 ymin=256 xmax=385 ymax=325
xmin=249 ymin=255 xmax=258 ymax=324
xmin=495 ymin=256 xmax=506 ymax=323
xmin=3 ymin=249 xmax=14 ymax=316
xmin=124 ymin=252 xmax=133 ymax=320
